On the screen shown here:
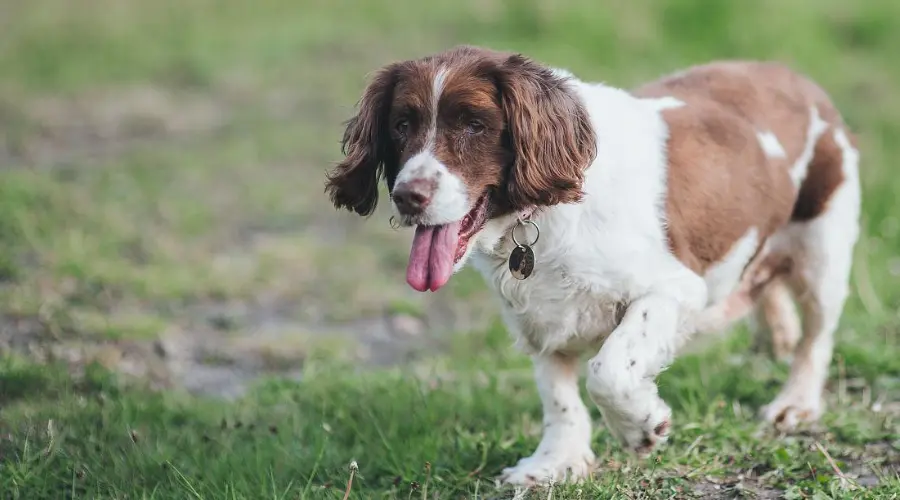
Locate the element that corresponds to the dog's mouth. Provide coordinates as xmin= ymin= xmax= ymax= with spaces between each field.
xmin=406 ymin=193 xmax=490 ymax=292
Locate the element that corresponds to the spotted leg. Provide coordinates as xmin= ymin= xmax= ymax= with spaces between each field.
xmin=586 ymin=274 xmax=706 ymax=455
xmin=500 ymin=353 xmax=596 ymax=486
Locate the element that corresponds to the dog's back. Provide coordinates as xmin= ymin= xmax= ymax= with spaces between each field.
xmin=633 ymin=60 xmax=853 ymax=279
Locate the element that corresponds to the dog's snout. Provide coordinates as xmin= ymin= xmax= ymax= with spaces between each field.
xmin=392 ymin=179 xmax=435 ymax=216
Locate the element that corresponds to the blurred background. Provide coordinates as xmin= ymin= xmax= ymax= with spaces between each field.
xmin=1 ymin=0 xmax=899 ymax=399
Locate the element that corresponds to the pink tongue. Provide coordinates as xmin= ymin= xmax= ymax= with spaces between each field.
xmin=406 ymin=222 xmax=461 ymax=292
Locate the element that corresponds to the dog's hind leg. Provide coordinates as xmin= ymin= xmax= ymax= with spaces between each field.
xmin=761 ymin=126 xmax=861 ymax=429
xmin=749 ymin=278 xmax=802 ymax=361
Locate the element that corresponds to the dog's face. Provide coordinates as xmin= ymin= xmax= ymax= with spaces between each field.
xmin=325 ymin=46 xmax=596 ymax=292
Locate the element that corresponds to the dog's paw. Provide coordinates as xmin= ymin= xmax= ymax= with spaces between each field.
xmin=499 ymin=449 xmax=596 ymax=487
xmin=761 ymin=394 xmax=823 ymax=431
xmin=604 ymin=403 xmax=672 ymax=456
xmin=632 ymin=419 xmax=671 ymax=457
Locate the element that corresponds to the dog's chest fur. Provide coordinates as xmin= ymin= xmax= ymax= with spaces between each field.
xmin=470 ymin=84 xmax=698 ymax=355
xmin=471 ymin=245 xmax=632 ymax=355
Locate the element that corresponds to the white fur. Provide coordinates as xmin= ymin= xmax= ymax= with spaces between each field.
xmin=445 ymin=71 xmax=859 ymax=486
xmin=391 ymin=67 xmax=470 ymax=226
xmin=790 ymin=106 xmax=828 ymax=187
xmin=392 ymin=151 xmax=470 ymax=225
xmin=469 ymin=80 xmax=710 ymax=485
xmin=425 ymin=67 xmax=448 ymax=149
xmin=645 ymin=96 xmax=686 ymax=111
xmin=757 ymin=130 xmax=787 ymax=159
xmin=473 ymin=83 xmax=707 ymax=353
xmin=704 ymin=227 xmax=759 ymax=305
xmin=500 ymin=354 xmax=596 ymax=484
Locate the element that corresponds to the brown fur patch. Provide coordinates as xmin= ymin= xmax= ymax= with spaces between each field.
xmin=651 ymin=98 xmax=796 ymax=274
xmin=325 ymin=63 xmax=406 ymax=216
xmin=792 ymin=126 xmax=848 ymax=222
xmin=633 ymin=61 xmax=851 ymax=273
xmin=430 ymin=66 xmax=511 ymax=204
xmin=495 ymin=55 xmax=597 ymax=209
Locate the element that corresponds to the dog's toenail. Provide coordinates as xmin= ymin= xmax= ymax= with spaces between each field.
xmin=654 ymin=421 xmax=670 ymax=436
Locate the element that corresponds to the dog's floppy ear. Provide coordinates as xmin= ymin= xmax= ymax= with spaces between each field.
xmin=495 ymin=54 xmax=597 ymax=210
xmin=325 ymin=64 xmax=400 ymax=216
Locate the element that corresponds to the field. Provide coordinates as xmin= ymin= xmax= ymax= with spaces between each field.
xmin=1 ymin=0 xmax=900 ymax=498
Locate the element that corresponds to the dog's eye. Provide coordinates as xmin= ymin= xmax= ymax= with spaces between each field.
xmin=395 ymin=119 xmax=409 ymax=136
xmin=466 ymin=120 xmax=485 ymax=135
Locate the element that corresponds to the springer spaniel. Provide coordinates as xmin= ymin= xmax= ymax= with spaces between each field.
xmin=325 ymin=46 xmax=860 ymax=486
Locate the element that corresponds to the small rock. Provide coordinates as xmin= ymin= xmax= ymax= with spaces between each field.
xmin=857 ymin=475 xmax=880 ymax=487
xmin=390 ymin=314 xmax=424 ymax=337
xmin=152 ymin=340 xmax=167 ymax=358
xmin=208 ymin=313 xmax=239 ymax=331
xmin=94 ymin=345 xmax=124 ymax=370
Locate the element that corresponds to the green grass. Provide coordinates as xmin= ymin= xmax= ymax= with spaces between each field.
xmin=1 ymin=0 xmax=900 ymax=498
xmin=2 ymin=327 xmax=899 ymax=499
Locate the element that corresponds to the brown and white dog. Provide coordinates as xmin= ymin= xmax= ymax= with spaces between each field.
xmin=325 ymin=46 xmax=860 ymax=486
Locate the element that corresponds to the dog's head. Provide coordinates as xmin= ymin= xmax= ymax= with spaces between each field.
xmin=325 ymin=45 xmax=596 ymax=292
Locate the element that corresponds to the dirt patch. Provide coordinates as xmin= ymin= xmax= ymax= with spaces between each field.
xmin=0 ymin=289 xmax=491 ymax=399
xmin=839 ymin=441 xmax=900 ymax=488
xmin=155 ymin=299 xmax=450 ymax=398
xmin=691 ymin=479 xmax=782 ymax=499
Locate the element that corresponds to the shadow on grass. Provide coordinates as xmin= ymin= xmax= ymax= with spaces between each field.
xmin=0 ymin=359 xmax=117 ymax=406
xmin=0 ymin=366 xmax=53 ymax=406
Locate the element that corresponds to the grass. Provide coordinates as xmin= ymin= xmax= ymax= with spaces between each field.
xmin=1 ymin=0 xmax=899 ymax=497
xmin=0 ymin=327 xmax=895 ymax=498
xmin=2 ymin=327 xmax=899 ymax=499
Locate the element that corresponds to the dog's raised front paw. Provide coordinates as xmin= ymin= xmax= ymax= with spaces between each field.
xmin=632 ymin=419 xmax=671 ymax=457
xmin=602 ymin=402 xmax=672 ymax=457
xmin=498 ymin=448 xmax=596 ymax=487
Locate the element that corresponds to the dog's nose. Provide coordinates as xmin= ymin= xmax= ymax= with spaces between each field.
xmin=392 ymin=179 xmax=434 ymax=216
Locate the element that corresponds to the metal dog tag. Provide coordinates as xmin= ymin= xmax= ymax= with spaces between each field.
xmin=508 ymin=244 xmax=535 ymax=280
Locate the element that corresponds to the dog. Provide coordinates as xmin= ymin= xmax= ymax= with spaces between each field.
xmin=324 ymin=45 xmax=860 ymax=486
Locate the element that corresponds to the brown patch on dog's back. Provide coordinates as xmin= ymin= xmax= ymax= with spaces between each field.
xmin=791 ymin=128 xmax=850 ymax=222
xmin=633 ymin=60 xmax=851 ymax=272
xmin=636 ymin=61 xmax=813 ymax=168
xmin=650 ymin=99 xmax=795 ymax=273
xmin=787 ymin=70 xmax=854 ymax=223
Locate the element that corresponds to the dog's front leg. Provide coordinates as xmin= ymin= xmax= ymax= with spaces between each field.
xmin=586 ymin=281 xmax=705 ymax=455
xmin=499 ymin=353 xmax=595 ymax=486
